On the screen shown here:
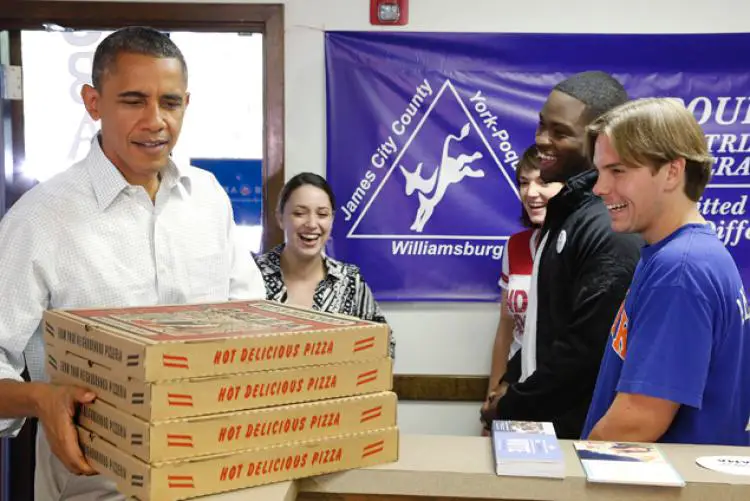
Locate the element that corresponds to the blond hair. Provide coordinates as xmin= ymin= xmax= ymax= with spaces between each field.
xmin=586 ymin=97 xmax=713 ymax=201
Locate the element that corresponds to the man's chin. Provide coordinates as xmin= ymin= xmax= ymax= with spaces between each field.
xmin=539 ymin=165 xmax=566 ymax=184
xmin=541 ymin=158 xmax=588 ymax=183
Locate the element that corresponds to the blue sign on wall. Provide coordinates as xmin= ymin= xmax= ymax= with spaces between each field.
xmin=325 ymin=31 xmax=750 ymax=302
xmin=192 ymin=158 xmax=263 ymax=226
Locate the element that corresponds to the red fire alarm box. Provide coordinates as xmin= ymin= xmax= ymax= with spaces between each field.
xmin=370 ymin=0 xmax=409 ymax=26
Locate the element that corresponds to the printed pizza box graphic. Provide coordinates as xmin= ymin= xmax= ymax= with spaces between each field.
xmin=78 ymin=425 xmax=399 ymax=501
xmin=77 ymin=391 xmax=398 ymax=463
xmin=42 ymin=300 xmax=388 ymax=381
xmin=47 ymin=345 xmax=392 ymax=421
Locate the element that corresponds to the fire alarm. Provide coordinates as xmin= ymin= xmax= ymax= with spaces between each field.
xmin=370 ymin=0 xmax=409 ymax=26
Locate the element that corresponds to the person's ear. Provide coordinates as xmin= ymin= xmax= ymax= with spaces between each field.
xmin=664 ymin=158 xmax=686 ymax=193
xmin=81 ymin=84 xmax=102 ymax=121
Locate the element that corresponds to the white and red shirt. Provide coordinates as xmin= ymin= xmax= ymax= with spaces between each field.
xmin=499 ymin=228 xmax=541 ymax=359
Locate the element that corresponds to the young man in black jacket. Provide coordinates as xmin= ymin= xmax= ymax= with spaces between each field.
xmin=481 ymin=71 xmax=643 ymax=439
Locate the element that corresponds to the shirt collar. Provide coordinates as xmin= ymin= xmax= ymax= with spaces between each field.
xmin=323 ymin=252 xmax=347 ymax=281
xmin=86 ymin=135 xmax=192 ymax=210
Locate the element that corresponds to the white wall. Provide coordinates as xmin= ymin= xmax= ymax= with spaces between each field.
xmin=56 ymin=0 xmax=750 ymax=435
xmin=283 ymin=0 xmax=749 ymax=436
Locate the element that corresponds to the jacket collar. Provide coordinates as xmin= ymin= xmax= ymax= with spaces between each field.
xmin=544 ymin=169 xmax=599 ymax=230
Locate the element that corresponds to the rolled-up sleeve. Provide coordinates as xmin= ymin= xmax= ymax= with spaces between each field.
xmin=0 ymin=207 xmax=50 ymax=436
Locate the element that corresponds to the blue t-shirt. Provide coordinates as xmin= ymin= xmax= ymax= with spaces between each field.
xmin=582 ymin=224 xmax=750 ymax=445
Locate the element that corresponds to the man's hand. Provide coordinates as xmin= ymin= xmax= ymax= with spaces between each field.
xmin=480 ymin=382 xmax=509 ymax=430
xmin=33 ymin=383 xmax=97 ymax=475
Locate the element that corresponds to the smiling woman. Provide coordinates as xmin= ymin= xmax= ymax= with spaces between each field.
xmin=253 ymin=173 xmax=395 ymax=358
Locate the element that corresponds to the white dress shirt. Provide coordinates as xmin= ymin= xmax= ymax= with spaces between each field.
xmin=0 ymin=137 xmax=265 ymax=500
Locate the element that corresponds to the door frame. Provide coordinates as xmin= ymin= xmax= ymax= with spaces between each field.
xmin=1 ymin=30 xmax=10 ymax=218
xmin=0 ymin=1 xmax=285 ymax=250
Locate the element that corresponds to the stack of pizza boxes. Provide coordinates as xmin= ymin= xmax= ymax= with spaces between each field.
xmin=42 ymin=300 xmax=397 ymax=501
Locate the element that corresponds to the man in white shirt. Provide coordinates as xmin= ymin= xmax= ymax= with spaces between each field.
xmin=0 ymin=27 xmax=265 ymax=500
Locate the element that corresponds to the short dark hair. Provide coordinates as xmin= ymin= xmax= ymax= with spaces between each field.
xmin=92 ymin=27 xmax=188 ymax=90
xmin=516 ymin=145 xmax=542 ymax=228
xmin=279 ymin=173 xmax=336 ymax=213
xmin=553 ymin=71 xmax=628 ymax=123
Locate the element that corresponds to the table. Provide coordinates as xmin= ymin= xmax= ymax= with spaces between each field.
xmin=194 ymin=434 xmax=750 ymax=501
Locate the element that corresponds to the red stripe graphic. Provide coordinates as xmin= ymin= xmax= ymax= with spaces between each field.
xmin=168 ymin=474 xmax=195 ymax=488
xmin=353 ymin=337 xmax=375 ymax=352
xmin=360 ymin=406 xmax=383 ymax=423
xmin=353 ymin=336 xmax=375 ymax=348
xmin=166 ymin=433 xmax=194 ymax=447
xmin=163 ymin=354 xmax=189 ymax=369
xmin=353 ymin=343 xmax=375 ymax=353
xmin=167 ymin=393 xmax=194 ymax=407
xmin=360 ymin=411 xmax=382 ymax=423
xmin=362 ymin=439 xmax=385 ymax=458
xmin=363 ymin=440 xmax=384 ymax=452
xmin=362 ymin=446 xmax=384 ymax=458
xmin=357 ymin=369 xmax=379 ymax=386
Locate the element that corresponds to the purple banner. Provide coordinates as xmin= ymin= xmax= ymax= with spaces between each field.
xmin=325 ymin=32 xmax=750 ymax=301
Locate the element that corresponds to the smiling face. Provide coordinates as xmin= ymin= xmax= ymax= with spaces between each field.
xmin=535 ymin=90 xmax=590 ymax=183
xmin=278 ymin=184 xmax=334 ymax=260
xmin=518 ymin=167 xmax=564 ymax=226
xmin=593 ymin=133 xmax=673 ymax=243
xmin=81 ymin=52 xmax=189 ymax=185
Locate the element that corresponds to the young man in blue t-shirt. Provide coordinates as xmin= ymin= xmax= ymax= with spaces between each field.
xmin=581 ymin=97 xmax=750 ymax=446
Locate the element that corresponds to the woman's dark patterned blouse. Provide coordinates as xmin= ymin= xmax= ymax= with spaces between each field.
xmin=253 ymin=245 xmax=395 ymax=357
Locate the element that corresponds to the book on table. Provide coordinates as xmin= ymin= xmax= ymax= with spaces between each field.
xmin=490 ymin=420 xmax=565 ymax=479
xmin=573 ymin=441 xmax=685 ymax=487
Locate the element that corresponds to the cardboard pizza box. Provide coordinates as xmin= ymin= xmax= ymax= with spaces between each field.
xmin=48 ymin=345 xmax=392 ymax=421
xmin=43 ymin=300 xmax=388 ymax=382
xmin=78 ymin=391 xmax=397 ymax=462
xmin=78 ymin=425 xmax=399 ymax=501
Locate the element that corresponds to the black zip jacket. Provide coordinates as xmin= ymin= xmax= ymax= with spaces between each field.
xmin=493 ymin=169 xmax=643 ymax=439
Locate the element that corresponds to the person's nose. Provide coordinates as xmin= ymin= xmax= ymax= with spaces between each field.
xmin=535 ymin=127 xmax=551 ymax=148
xmin=141 ymin=101 xmax=166 ymax=132
xmin=593 ymin=171 xmax=610 ymax=197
